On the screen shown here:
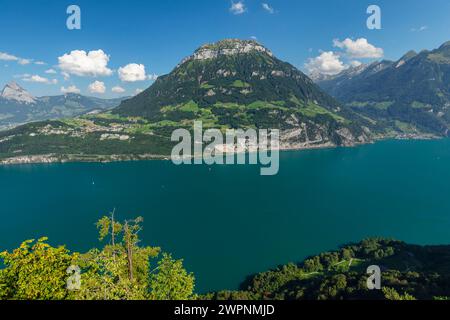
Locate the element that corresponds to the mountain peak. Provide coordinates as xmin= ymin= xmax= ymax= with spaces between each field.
xmin=311 ymin=63 xmax=369 ymax=82
xmin=178 ymin=39 xmax=273 ymax=67
xmin=198 ymin=39 xmax=264 ymax=50
xmin=1 ymin=81 xmax=36 ymax=104
xmin=5 ymin=81 xmax=21 ymax=91
xmin=395 ymin=50 xmax=417 ymax=68
xmin=439 ymin=41 xmax=450 ymax=49
xmin=399 ymin=50 xmax=417 ymax=61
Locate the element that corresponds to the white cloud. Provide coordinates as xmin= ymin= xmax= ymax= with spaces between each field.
xmin=350 ymin=60 xmax=362 ymax=67
xmin=45 ymin=69 xmax=57 ymax=74
xmin=61 ymin=85 xmax=81 ymax=94
xmin=148 ymin=73 xmax=158 ymax=81
xmin=118 ymin=63 xmax=148 ymax=82
xmin=0 ymin=52 xmax=19 ymax=61
xmin=262 ymin=3 xmax=274 ymax=14
xmin=58 ymin=49 xmax=113 ymax=77
xmin=305 ymin=51 xmax=347 ymax=76
xmin=135 ymin=88 xmax=143 ymax=95
xmin=411 ymin=26 xmax=428 ymax=32
xmin=333 ymin=38 xmax=383 ymax=59
xmin=18 ymin=59 xmax=32 ymax=65
xmin=35 ymin=61 xmax=46 ymax=65
xmin=0 ymin=51 xmax=33 ymax=65
xmin=88 ymin=81 xmax=106 ymax=94
xmin=22 ymin=74 xmax=57 ymax=84
xmin=61 ymin=72 xmax=70 ymax=80
xmin=230 ymin=1 xmax=246 ymax=15
xmin=13 ymin=73 xmax=31 ymax=79
xmin=112 ymin=86 xmax=126 ymax=93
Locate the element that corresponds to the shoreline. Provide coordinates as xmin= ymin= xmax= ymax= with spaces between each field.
xmin=0 ymin=133 xmax=441 ymax=166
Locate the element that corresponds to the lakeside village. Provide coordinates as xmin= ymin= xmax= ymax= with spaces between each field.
xmin=0 ymin=117 xmax=280 ymax=175
xmin=171 ymin=122 xmax=280 ymax=175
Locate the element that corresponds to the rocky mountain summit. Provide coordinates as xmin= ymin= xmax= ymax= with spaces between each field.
xmin=1 ymin=81 xmax=36 ymax=104
xmin=178 ymin=39 xmax=273 ymax=65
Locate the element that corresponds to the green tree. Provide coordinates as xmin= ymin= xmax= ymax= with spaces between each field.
xmin=149 ymin=253 xmax=195 ymax=300
xmin=382 ymin=287 xmax=416 ymax=300
xmin=0 ymin=238 xmax=75 ymax=300
xmin=74 ymin=215 xmax=160 ymax=300
xmin=96 ymin=209 xmax=123 ymax=246
xmin=0 ymin=213 xmax=195 ymax=301
xmin=303 ymin=256 xmax=323 ymax=273
xmin=341 ymin=248 xmax=354 ymax=260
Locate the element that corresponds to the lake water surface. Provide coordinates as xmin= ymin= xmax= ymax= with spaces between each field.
xmin=1 ymin=139 xmax=450 ymax=293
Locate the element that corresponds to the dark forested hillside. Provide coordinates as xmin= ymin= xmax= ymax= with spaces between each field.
xmin=205 ymin=239 xmax=450 ymax=300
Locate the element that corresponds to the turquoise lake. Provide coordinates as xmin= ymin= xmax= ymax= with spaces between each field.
xmin=1 ymin=139 xmax=450 ymax=293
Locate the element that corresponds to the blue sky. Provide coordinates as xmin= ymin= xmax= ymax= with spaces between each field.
xmin=1 ymin=0 xmax=449 ymax=98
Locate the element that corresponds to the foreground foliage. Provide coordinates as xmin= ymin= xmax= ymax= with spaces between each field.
xmin=2 ymin=229 xmax=450 ymax=300
xmin=0 ymin=238 xmax=74 ymax=300
xmin=0 ymin=213 xmax=195 ymax=300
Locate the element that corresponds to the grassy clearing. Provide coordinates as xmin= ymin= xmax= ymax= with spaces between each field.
xmin=395 ymin=120 xmax=417 ymax=133
xmin=411 ymin=101 xmax=429 ymax=109
xmin=161 ymin=101 xmax=200 ymax=113
xmin=200 ymin=83 xmax=214 ymax=89
xmin=297 ymin=103 xmax=346 ymax=123
xmin=374 ymin=101 xmax=394 ymax=110
xmin=247 ymin=101 xmax=288 ymax=111
xmin=231 ymin=80 xmax=251 ymax=88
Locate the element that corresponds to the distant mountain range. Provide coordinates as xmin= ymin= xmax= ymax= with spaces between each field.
xmin=0 ymin=82 xmax=126 ymax=130
xmin=315 ymin=41 xmax=450 ymax=136
xmin=0 ymin=39 xmax=449 ymax=164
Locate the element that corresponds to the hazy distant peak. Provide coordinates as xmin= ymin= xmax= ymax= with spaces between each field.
xmin=439 ymin=41 xmax=450 ymax=49
xmin=310 ymin=63 xmax=369 ymax=82
xmin=1 ymin=81 xmax=36 ymax=104
xmin=395 ymin=50 xmax=418 ymax=68
xmin=399 ymin=50 xmax=418 ymax=62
